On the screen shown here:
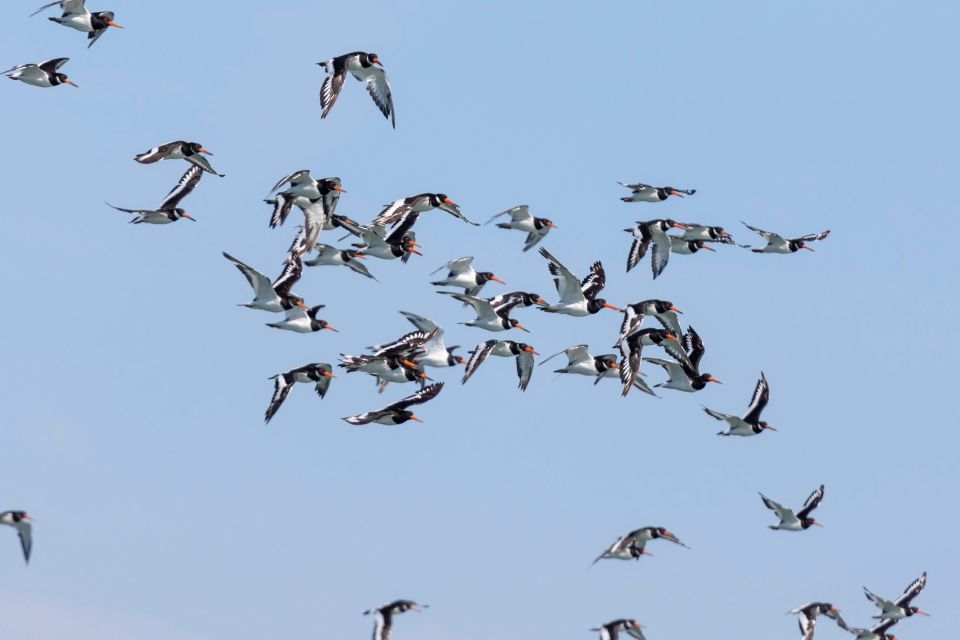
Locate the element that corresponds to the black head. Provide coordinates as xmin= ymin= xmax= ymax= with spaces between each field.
xmin=535 ymin=217 xmax=558 ymax=230
xmin=311 ymin=317 xmax=338 ymax=333
xmin=53 ymin=72 xmax=78 ymax=87
xmin=476 ymin=272 xmax=505 ymax=286
xmin=91 ymin=11 xmax=122 ymax=29
xmin=172 ymin=208 xmax=196 ymax=221
xmin=652 ymin=299 xmax=678 ymax=314
xmin=906 ymin=606 xmax=930 ymax=617
xmin=790 ymin=240 xmax=810 ymax=252
xmin=7 ymin=511 xmax=32 ymax=523
xmin=507 ymin=318 xmax=529 ymax=332
xmin=319 ymin=178 xmax=345 ymax=195
xmin=393 ymin=410 xmax=421 ymax=424
xmin=366 ymin=52 xmax=381 ymax=65
xmin=587 ymin=298 xmax=621 ymax=314
xmin=523 ymin=292 xmax=547 ymax=307
xmin=696 ymin=372 xmax=721 ymax=386
xmin=596 ymin=354 xmax=619 ymax=371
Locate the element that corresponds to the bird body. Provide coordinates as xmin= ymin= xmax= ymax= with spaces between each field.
xmin=864 ymin=572 xmax=928 ymax=620
xmin=304 ymin=244 xmax=374 ymax=279
xmin=3 ymin=57 xmax=77 ymax=88
xmin=537 ymin=247 xmax=620 ymax=316
xmin=593 ymin=526 xmax=689 ymax=564
xmin=462 ymin=340 xmax=537 ymax=390
xmin=264 ymin=364 xmax=334 ymax=424
xmin=439 ymin=291 xmax=528 ymax=332
xmin=343 ymin=383 xmax=443 ymax=425
xmin=318 ymin=52 xmax=396 ymax=127
xmin=0 ymin=511 xmax=33 ymax=564
xmin=373 ymin=193 xmax=477 ymax=227
xmin=266 ymin=304 xmax=336 ymax=334
xmin=618 ymin=182 xmax=695 ymax=202
xmin=108 ymin=164 xmax=203 ymax=224
xmin=485 ymin=205 xmax=557 ymax=251
xmin=704 ymin=372 xmax=775 ymax=436
xmin=760 ymin=485 xmax=825 ymax=531
xmin=742 ymin=222 xmax=830 ymax=253
xmin=31 ymin=1 xmax=123 ymax=47
xmin=134 ymin=140 xmax=222 ymax=176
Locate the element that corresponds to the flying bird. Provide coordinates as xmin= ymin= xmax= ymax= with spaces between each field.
xmin=679 ymin=224 xmax=740 ymax=245
xmin=390 ymin=311 xmax=466 ymax=368
xmin=624 ymin=219 xmax=690 ymax=278
xmin=438 ymin=291 xmax=530 ymax=332
xmin=134 ymin=141 xmax=223 ymax=176
xmin=487 ymin=291 xmax=548 ymax=311
xmin=264 ymin=363 xmax=335 ymax=424
xmin=304 ymin=244 xmax=375 ymax=279
xmin=485 ymin=205 xmax=557 ymax=251
xmin=593 ymin=526 xmax=689 ymax=564
xmin=669 ymin=237 xmax=716 ymax=255
xmin=223 ymin=251 xmax=305 ymax=313
xmin=787 ymin=602 xmax=846 ymax=640
xmin=742 ymin=222 xmax=830 ymax=253
xmin=615 ymin=300 xmax=684 ymax=348
xmin=30 ymin=1 xmax=123 ymax=48
xmin=318 ymin=52 xmax=395 ymax=128
xmin=864 ymin=572 xmax=929 ymax=621
xmin=430 ymin=256 xmax=505 ymax=296
xmin=703 ymin=372 xmax=776 ymax=436
xmin=373 ymin=193 xmax=477 ymax=227
xmin=354 ymin=215 xmax=421 ymax=262
xmin=266 ymin=304 xmax=337 ymax=334
xmin=462 ymin=340 xmax=537 ymax=391
xmin=107 ymin=164 xmax=202 ymax=224
xmin=0 ymin=511 xmax=33 ymax=564
xmin=618 ymin=328 xmax=683 ymax=397
xmin=343 ymin=383 xmax=443 ymax=426
xmin=591 ymin=619 xmax=647 ymax=640
xmin=643 ymin=326 xmax=721 ymax=392
xmin=363 ymin=600 xmax=427 ymax=640
xmin=618 ymin=182 xmax=695 ymax=202
xmin=2 ymin=57 xmax=77 ymax=88
xmin=539 ymin=345 xmax=620 ymax=380
xmin=760 ymin=484 xmax=825 ymax=531
xmin=537 ymin=248 xmax=621 ymax=316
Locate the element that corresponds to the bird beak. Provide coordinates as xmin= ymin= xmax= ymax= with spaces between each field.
xmin=198 ymin=147 xmax=213 ymax=155
xmin=610 ymin=362 xmax=620 ymax=369
xmin=700 ymin=244 xmax=717 ymax=251
xmin=65 ymin=79 xmax=79 ymax=88
xmin=603 ymin=303 xmax=624 ymax=311
xmin=108 ymin=21 xmax=124 ymax=28
xmin=295 ymin=300 xmax=307 ymax=308
xmin=419 ymin=373 xmax=432 ymax=380
xmin=707 ymin=377 xmax=722 ymax=384
xmin=525 ymin=347 xmax=539 ymax=355
xmin=409 ymin=247 xmax=423 ymax=256
xmin=669 ymin=190 xmax=685 ymax=198
xmin=490 ymin=276 xmax=507 ymax=285
xmin=763 ymin=424 xmax=777 ymax=431
xmin=456 ymin=357 xmax=467 ymax=366
xmin=402 ymin=360 xmax=418 ymax=368
xmin=443 ymin=197 xmax=457 ymax=206
xmin=665 ymin=333 xmax=678 ymax=341
xmin=801 ymin=245 xmax=815 ymax=251
xmin=181 ymin=212 xmax=196 ymax=221
xmin=22 ymin=515 xmax=34 ymax=522
xmin=547 ymin=221 xmax=558 ymax=229
xmin=916 ymin=610 xmax=930 ymax=616
xmin=670 ymin=306 xmax=684 ymax=314
xmin=354 ymin=253 xmax=368 ymax=260
xmin=323 ymin=371 xmax=336 ymax=378
xmin=534 ymin=297 xmax=548 ymax=306
xmin=409 ymin=414 xmax=423 ymax=423
xmin=323 ymin=325 xmax=339 ymax=332
xmin=811 ymin=520 xmax=823 ymax=527
xmin=371 ymin=56 xmax=380 ymax=64
xmin=515 ymin=322 xmax=530 ymax=333
xmin=334 ymin=185 xmax=347 ymax=192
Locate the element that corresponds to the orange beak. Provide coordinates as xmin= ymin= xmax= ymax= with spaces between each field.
xmin=65 ymin=79 xmax=79 ymax=88
xmin=490 ymin=276 xmax=506 ymax=285
xmin=408 ymin=247 xmax=423 ymax=256
xmin=108 ymin=21 xmax=124 ymax=28
xmin=915 ymin=610 xmax=930 ymax=616
xmin=670 ymin=191 xmax=685 ymax=198
xmin=525 ymin=347 xmax=539 ymax=355
xmin=801 ymin=245 xmax=815 ymax=251
xmin=707 ymin=377 xmax=722 ymax=384
xmin=665 ymin=333 xmax=678 ymax=341
xmin=334 ymin=185 xmax=347 ymax=192
xmin=443 ymin=197 xmax=457 ymax=206
xmin=534 ymin=297 xmax=547 ymax=306
xmin=610 ymin=362 xmax=620 ymax=369
xmin=402 ymin=360 xmax=418 ymax=368
xmin=811 ymin=521 xmax=823 ymax=527
xmin=670 ymin=306 xmax=683 ymax=314
xmin=547 ymin=221 xmax=558 ymax=229
xmin=515 ymin=322 xmax=530 ymax=333
xmin=295 ymin=300 xmax=307 ymax=308
xmin=323 ymin=325 xmax=339 ymax=332
xmin=323 ymin=371 xmax=336 ymax=378
xmin=700 ymin=244 xmax=716 ymax=251
xmin=763 ymin=424 xmax=777 ymax=431
xmin=354 ymin=252 xmax=367 ymax=260
xmin=22 ymin=515 xmax=34 ymax=522
xmin=409 ymin=414 xmax=423 ymax=423
xmin=198 ymin=147 xmax=213 ymax=155
xmin=603 ymin=303 xmax=624 ymax=311
xmin=181 ymin=212 xmax=196 ymax=221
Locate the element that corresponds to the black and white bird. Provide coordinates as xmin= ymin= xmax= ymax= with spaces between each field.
xmin=304 ymin=244 xmax=375 ymax=279
xmin=838 ymin=619 xmax=900 ymax=640
xmin=618 ymin=328 xmax=683 ymax=397
xmin=134 ymin=140 xmax=223 ymax=176
xmin=223 ymin=252 xmax=305 ymax=313
xmin=643 ymin=326 xmax=722 ymax=392
xmin=355 ymin=215 xmax=421 ymax=262
xmin=392 ymin=311 xmax=466 ymax=369
xmin=438 ymin=292 xmax=529 ymax=332
xmin=107 ymin=164 xmax=202 ymax=224
xmin=592 ymin=526 xmax=690 ymax=564
xmin=742 ymin=222 xmax=831 ymax=253
xmin=864 ymin=572 xmax=929 ymax=621
xmin=487 ymin=291 xmax=548 ymax=312
xmin=787 ymin=602 xmax=846 ymax=640
xmin=539 ymin=345 xmax=620 ymax=380
xmin=760 ymin=485 xmax=825 ymax=531
xmin=373 ymin=193 xmax=477 ymax=227
xmin=485 ymin=205 xmax=557 ymax=252
xmin=679 ymin=224 xmax=738 ymax=245
xmin=624 ymin=219 xmax=690 ymax=278
xmin=363 ymin=600 xmax=427 ymax=640
xmin=703 ymin=372 xmax=776 ymax=437
xmin=669 ymin=237 xmax=716 ymax=255
xmin=618 ymin=182 xmax=695 ymax=202
xmin=0 ymin=511 xmax=33 ymax=564
xmin=340 ymin=354 xmax=429 ymax=389
xmin=264 ymin=363 xmax=335 ymax=424
xmin=591 ymin=619 xmax=647 ymax=640
xmin=318 ymin=52 xmax=395 ymax=128
xmin=537 ymin=248 xmax=621 ymax=316
xmin=2 ymin=57 xmax=77 ymax=88
xmin=615 ymin=300 xmax=684 ymax=348
xmin=462 ymin=340 xmax=537 ymax=391
xmin=430 ymin=256 xmax=505 ymax=296
xmin=266 ymin=304 xmax=337 ymax=334
xmin=266 ymin=176 xmax=345 ymax=227
xmin=343 ymin=383 xmax=443 ymax=426
xmin=30 ymin=1 xmax=123 ymax=48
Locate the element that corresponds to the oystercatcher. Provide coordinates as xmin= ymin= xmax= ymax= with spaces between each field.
xmin=485 ymin=205 xmax=557 ymax=252
xmin=134 ymin=140 xmax=222 ymax=176
xmin=363 ymin=600 xmax=427 ymax=640
xmin=304 ymin=244 xmax=375 ymax=280
xmin=3 ymin=57 xmax=77 ymax=88
xmin=430 ymin=256 xmax=505 ymax=296
xmin=223 ymin=251 xmax=305 ymax=313
xmin=592 ymin=526 xmax=689 ymax=564
xmin=438 ymin=292 xmax=529 ymax=332
xmin=615 ymin=300 xmax=684 ymax=348
xmin=787 ymin=602 xmax=845 ymax=640
xmin=624 ymin=219 xmax=689 ymax=278
xmin=318 ymin=52 xmax=395 ymax=128
xmin=537 ymin=248 xmax=621 ymax=316
xmin=462 ymin=340 xmax=537 ymax=391
xmin=742 ymin=222 xmax=830 ymax=253
xmin=618 ymin=182 xmax=695 ymax=202
xmin=264 ymin=364 xmax=335 ymax=424
xmin=704 ymin=372 xmax=776 ymax=436
xmin=643 ymin=326 xmax=721 ymax=392
xmin=591 ymin=619 xmax=647 ymax=640
xmin=373 ymin=193 xmax=477 ymax=227
xmin=0 ymin=511 xmax=33 ymax=564
xmin=760 ymin=484 xmax=825 ymax=531
xmin=343 ymin=383 xmax=443 ymax=426
xmin=864 ymin=572 xmax=929 ymax=621
xmin=31 ymin=1 xmax=123 ymax=48
xmin=107 ymin=164 xmax=202 ymax=224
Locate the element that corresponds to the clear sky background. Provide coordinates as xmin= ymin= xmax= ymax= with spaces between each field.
xmin=1 ymin=1 xmax=956 ymax=638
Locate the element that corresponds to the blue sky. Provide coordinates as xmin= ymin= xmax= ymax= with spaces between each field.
xmin=1 ymin=1 xmax=956 ymax=638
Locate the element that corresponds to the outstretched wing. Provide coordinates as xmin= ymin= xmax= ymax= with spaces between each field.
xmin=683 ymin=326 xmax=705 ymax=371
xmin=485 ymin=204 xmax=531 ymax=225
xmin=222 ymin=252 xmax=275 ymax=300
xmin=389 ymin=382 xmax=444 ymax=411
xmin=134 ymin=141 xmax=178 ymax=164
xmin=794 ymin=230 xmax=831 ymax=243
xmin=269 ymin=169 xmax=311 ymax=194
xmin=272 ymin=254 xmax=303 ymax=298
xmin=358 ymin=62 xmax=396 ymax=128
xmin=462 ymin=341 xmax=496 ymax=384
xmin=742 ymin=372 xmax=770 ymax=423
xmin=759 ymin=493 xmax=791 ymax=520
xmin=264 ymin=374 xmax=294 ymax=424
xmin=895 ymin=571 xmax=927 ymax=608
xmin=796 ymin=485 xmax=825 ymax=520
xmin=319 ymin=58 xmax=348 ymax=120
xmin=516 ymin=349 xmax=534 ymax=391
xmin=158 ymin=165 xmax=203 ymax=210
xmin=399 ymin=311 xmax=441 ymax=334
xmin=539 ymin=247 xmax=585 ymax=305
xmin=742 ymin=221 xmax=787 ymax=246
xmin=580 ymin=261 xmax=606 ymax=300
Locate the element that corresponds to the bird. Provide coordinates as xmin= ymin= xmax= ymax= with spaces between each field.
xmin=864 ymin=572 xmax=929 ymax=621
xmin=669 ymin=237 xmax=717 ymax=255
xmin=592 ymin=526 xmax=690 ymax=564
xmin=591 ymin=619 xmax=647 ymax=640
xmin=266 ymin=304 xmax=337 ymax=334
xmin=134 ymin=140 xmax=223 ymax=176
xmin=304 ymin=244 xmax=375 ymax=279
xmin=318 ymin=52 xmax=395 ymax=128
xmin=30 ymin=1 xmax=123 ymax=48
xmin=615 ymin=300 xmax=684 ymax=348
xmin=340 ymin=354 xmax=430 ymax=389
xmin=760 ymin=484 xmax=825 ymax=531
xmin=487 ymin=291 xmax=548 ymax=312
xmin=267 ymin=170 xmax=331 ymax=201
xmin=2 ymin=57 xmax=77 ymax=88
xmin=484 ymin=205 xmax=557 ymax=251
xmin=266 ymin=177 xmax=345 ymax=229
xmin=107 ymin=164 xmax=202 ymax=224
xmin=223 ymin=252 xmax=305 ymax=313
xmin=643 ymin=326 xmax=722 ymax=392
xmin=618 ymin=182 xmax=695 ymax=202
xmin=438 ymin=292 xmax=529 ymax=332
xmin=624 ymin=219 xmax=690 ymax=278
xmin=343 ymin=383 xmax=443 ymax=426
xmin=537 ymin=248 xmax=621 ymax=316
xmin=0 ymin=511 xmax=33 ymax=564
xmin=539 ymin=345 xmax=620 ymax=379
xmin=787 ymin=602 xmax=846 ymax=640
xmin=742 ymin=222 xmax=831 ymax=253
xmin=373 ymin=193 xmax=478 ymax=227
xmin=362 ymin=600 xmax=427 ymax=640
xmin=264 ymin=363 xmax=335 ymax=424
xmin=462 ymin=340 xmax=537 ymax=391
xmin=390 ymin=311 xmax=466 ymax=368
xmin=838 ymin=619 xmax=900 ymax=640
xmin=618 ymin=328 xmax=684 ymax=397
xmin=430 ymin=256 xmax=505 ymax=296
xmin=679 ymin=223 xmax=739 ymax=245
xmin=354 ymin=214 xmax=421 ymax=262
xmin=703 ymin=372 xmax=776 ymax=436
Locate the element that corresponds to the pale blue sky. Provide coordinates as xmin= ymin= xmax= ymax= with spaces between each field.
xmin=1 ymin=1 xmax=956 ymax=638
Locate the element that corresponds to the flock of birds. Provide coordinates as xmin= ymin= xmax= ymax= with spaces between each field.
xmin=1 ymin=4 xmax=933 ymax=640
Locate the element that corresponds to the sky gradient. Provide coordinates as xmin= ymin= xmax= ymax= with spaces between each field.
xmin=1 ymin=1 xmax=956 ymax=638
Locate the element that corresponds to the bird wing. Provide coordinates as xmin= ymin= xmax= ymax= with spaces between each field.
xmin=319 ymin=58 xmax=348 ymax=120
xmin=702 ymin=407 xmax=735 ymax=422
xmin=626 ymin=227 xmax=652 ymax=272
xmin=522 ymin=227 xmax=549 ymax=252
xmin=158 ymin=164 xmax=203 ymax=209
xmin=10 ymin=519 xmax=33 ymax=564
xmin=264 ymin=373 xmax=294 ymax=424
xmin=759 ymin=493 xmax=792 ymax=520
xmin=618 ymin=340 xmax=642 ymax=397
xmin=618 ymin=181 xmax=651 ymax=192
xmin=796 ymin=485 xmax=825 ymax=520
xmin=683 ymin=326 xmax=705 ymax=371
xmin=38 ymin=57 xmax=70 ymax=74
xmin=616 ymin=307 xmax=645 ymax=347
xmin=87 ymin=25 xmax=109 ymax=48
xmin=30 ymin=1 xmax=69 ymax=17
xmin=643 ymin=357 xmax=687 ymax=383
xmin=439 ymin=292 xmax=498 ymax=322
xmin=399 ymin=311 xmax=441 ymax=334
xmin=650 ymin=233 xmax=672 ymax=279
xmin=580 ymin=261 xmax=606 ymax=300
xmin=742 ymin=221 xmax=786 ymax=246
xmin=516 ymin=349 xmax=534 ymax=391
xmin=373 ymin=198 xmax=413 ymax=227
xmin=223 ymin=252 xmax=275 ymax=300
xmin=134 ymin=141 xmax=178 ymax=164
xmin=269 ymin=169 xmax=311 ymax=194
xmin=798 ymin=616 xmax=815 ymax=640
xmin=794 ymin=230 xmax=831 ymax=243
xmin=267 ymin=193 xmax=297 ymax=229
xmin=463 ymin=341 xmax=496 ymax=384
xmin=355 ymin=61 xmax=396 ymax=128
xmin=437 ymin=256 xmax=474 ymax=276
xmin=742 ymin=372 xmax=770 ymax=422
xmin=389 ymin=382 xmax=444 ymax=411
xmin=372 ymin=330 xmax=431 ymax=357
xmin=539 ymin=247 xmax=585 ymax=305
xmin=272 ymin=254 xmax=303 ymax=298
xmin=653 ymin=309 xmax=683 ymax=340
xmin=343 ymin=411 xmax=382 ymax=426
xmin=484 ymin=204 xmax=531 ymax=225
xmin=864 ymin=587 xmax=896 ymax=612
xmin=565 ymin=344 xmax=592 ymax=365
xmin=869 ymin=619 xmax=899 ymax=636
xmin=894 ymin=572 xmax=927 ymax=608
